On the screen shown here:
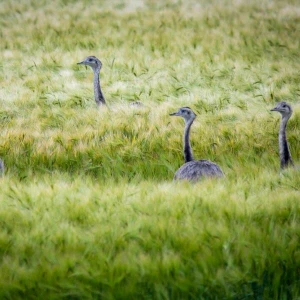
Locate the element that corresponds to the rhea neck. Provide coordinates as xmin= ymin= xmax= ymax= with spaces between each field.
xmin=92 ymin=66 xmax=106 ymax=106
xmin=183 ymin=117 xmax=195 ymax=163
xmin=279 ymin=114 xmax=294 ymax=169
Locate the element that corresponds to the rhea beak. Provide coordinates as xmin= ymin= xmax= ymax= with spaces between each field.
xmin=77 ymin=61 xmax=85 ymax=65
xmin=170 ymin=112 xmax=179 ymax=116
xmin=270 ymin=107 xmax=278 ymax=112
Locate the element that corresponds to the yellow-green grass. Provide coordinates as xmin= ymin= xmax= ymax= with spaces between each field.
xmin=0 ymin=0 xmax=299 ymax=298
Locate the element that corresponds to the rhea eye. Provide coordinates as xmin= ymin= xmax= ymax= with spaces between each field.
xmin=88 ymin=58 xmax=93 ymax=62
xmin=282 ymin=104 xmax=286 ymax=108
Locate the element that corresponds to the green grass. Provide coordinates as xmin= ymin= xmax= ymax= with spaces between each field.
xmin=0 ymin=0 xmax=300 ymax=298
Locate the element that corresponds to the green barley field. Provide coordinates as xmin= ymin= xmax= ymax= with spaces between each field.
xmin=0 ymin=0 xmax=300 ymax=298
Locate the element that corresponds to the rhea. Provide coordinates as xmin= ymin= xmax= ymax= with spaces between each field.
xmin=170 ymin=107 xmax=224 ymax=181
xmin=77 ymin=56 xmax=106 ymax=106
xmin=271 ymin=101 xmax=295 ymax=169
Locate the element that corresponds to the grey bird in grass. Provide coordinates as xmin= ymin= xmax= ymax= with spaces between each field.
xmin=0 ymin=159 xmax=4 ymax=177
xmin=77 ymin=56 xmax=106 ymax=106
xmin=77 ymin=56 xmax=144 ymax=107
xmin=271 ymin=101 xmax=296 ymax=170
xmin=170 ymin=107 xmax=224 ymax=181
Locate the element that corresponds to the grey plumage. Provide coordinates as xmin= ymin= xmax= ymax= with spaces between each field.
xmin=170 ymin=107 xmax=224 ymax=181
xmin=0 ymin=159 xmax=4 ymax=177
xmin=271 ymin=101 xmax=294 ymax=169
xmin=78 ymin=56 xmax=106 ymax=106
xmin=174 ymin=159 xmax=223 ymax=181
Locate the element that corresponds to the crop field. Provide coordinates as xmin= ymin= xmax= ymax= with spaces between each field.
xmin=0 ymin=0 xmax=300 ymax=298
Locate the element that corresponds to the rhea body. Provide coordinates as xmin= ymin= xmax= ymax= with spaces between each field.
xmin=170 ymin=107 xmax=224 ymax=181
xmin=77 ymin=56 xmax=106 ymax=106
xmin=271 ymin=101 xmax=294 ymax=169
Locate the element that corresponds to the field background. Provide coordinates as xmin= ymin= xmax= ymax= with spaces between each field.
xmin=0 ymin=0 xmax=300 ymax=298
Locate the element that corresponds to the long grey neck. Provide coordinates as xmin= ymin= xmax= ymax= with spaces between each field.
xmin=0 ymin=159 xmax=4 ymax=177
xmin=279 ymin=115 xmax=294 ymax=169
xmin=183 ymin=119 xmax=194 ymax=163
xmin=93 ymin=69 xmax=106 ymax=106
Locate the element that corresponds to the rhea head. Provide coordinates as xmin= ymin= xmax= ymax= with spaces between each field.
xmin=170 ymin=107 xmax=197 ymax=123
xmin=271 ymin=101 xmax=293 ymax=119
xmin=77 ymin=56 xmax=102 ymax=72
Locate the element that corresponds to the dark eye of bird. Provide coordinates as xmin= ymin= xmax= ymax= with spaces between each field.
xmin=283 ymin=104 xmax=286 ymax=108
